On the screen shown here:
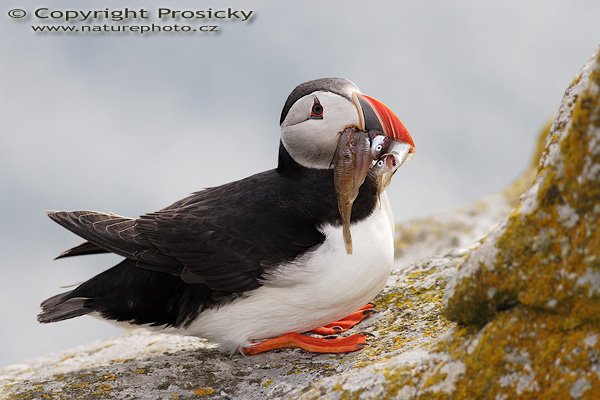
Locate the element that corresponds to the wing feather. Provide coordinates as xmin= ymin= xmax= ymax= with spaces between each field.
xmin=48 ymin=169 xmax=326 ymax=293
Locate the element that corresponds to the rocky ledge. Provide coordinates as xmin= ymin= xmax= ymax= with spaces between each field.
xmin=1 ymin=48 xmax=599 ymax=399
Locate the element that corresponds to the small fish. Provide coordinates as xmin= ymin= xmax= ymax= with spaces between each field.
xmin=368 ymin=132 xmax=394 ymax=160
xmin=372 ymin=153 xmax=399 ymax=205
xmin=377 ymin=141 xmax=413 ymax=192
xmin=333 ymin=127 xmax=373 ymax=255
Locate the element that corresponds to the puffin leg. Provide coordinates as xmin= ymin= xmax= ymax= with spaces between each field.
xmin=310 ymin=304 xmax=376 ymax=336
xmin=241 ymin=332 xmax=368 ymax=355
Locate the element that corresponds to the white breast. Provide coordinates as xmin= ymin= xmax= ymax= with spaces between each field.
xmin=175 ymin=193 xmax=395 ymax=352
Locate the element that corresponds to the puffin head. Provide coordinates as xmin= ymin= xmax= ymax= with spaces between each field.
xmin=279 ymin=78 xmax=415 ymax=169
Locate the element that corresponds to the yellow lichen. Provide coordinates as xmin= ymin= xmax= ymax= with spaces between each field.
xmin=91 ymin=383 xmax=111 ymax=397
xmin=192 ymin=387 xmax=215 ymax=396
xmin=451 ymin=307 xmax=600 ymax=399
xmin=261 ymin=378 xmax=273 ymax=388
xmin=102 ymin=373 xmax=117 ymax=381
xmin=67 ymin=382 xmax=90 ymax=390
xmin=422 ymin=371 xmax=448 ymax=389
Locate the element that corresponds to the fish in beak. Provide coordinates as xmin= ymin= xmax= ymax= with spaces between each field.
xmin=373 ymin=141 xmax=412 ymax=201
xmin=333 ymin=127 xmax=372 ymax=255
xmin=372 ymin=152 xmax=398 ymax=205
xmin=333 ymin=92 xmax=415 ymax=255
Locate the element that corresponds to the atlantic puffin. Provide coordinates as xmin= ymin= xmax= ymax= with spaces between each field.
xmin=39 ymin=78 xmax=415 ymax=355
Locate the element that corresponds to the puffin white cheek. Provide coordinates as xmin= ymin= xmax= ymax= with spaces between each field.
xmin=322 ymin=103 xmax=360 ymax=134
xmin=281 ymin=121 xmax=339 ymax=169
xmin=306 ymin=119 xmax=339 ymax=145
xmin=283 ymin=121 xmax=332 ymax=151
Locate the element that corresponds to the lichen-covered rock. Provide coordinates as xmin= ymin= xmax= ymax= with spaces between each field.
xmin=444 ymin=48 xmax=600 ymax=325
xmin=2 ymin=48 xmax=598 ymax=400
xmin=438 ymin=47 xmax=600 ymax=399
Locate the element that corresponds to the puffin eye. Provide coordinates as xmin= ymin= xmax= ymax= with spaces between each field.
xmin=310 ymin=98 xmax=323 ymax=119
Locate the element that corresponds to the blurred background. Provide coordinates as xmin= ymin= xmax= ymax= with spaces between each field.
xmin=1 ymin=0 xmax=599 ymax=367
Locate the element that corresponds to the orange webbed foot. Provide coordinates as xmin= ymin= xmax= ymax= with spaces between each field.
xmin=310 ymin=303 xmax=376 ymax=336
xmin=240 ymin=332 xmax=368 ymax=355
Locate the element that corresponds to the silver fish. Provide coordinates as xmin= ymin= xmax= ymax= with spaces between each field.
xmin=372 ymin=153 xmax=399 ymax=204
xmin=378 ymin=141 xmax=412 ymax=191
xmin=369 ymin=133 xmax=394 ymax=160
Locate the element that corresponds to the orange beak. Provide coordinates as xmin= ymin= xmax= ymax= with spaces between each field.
xmin=353 ymin=92 xmax=415 ymax=155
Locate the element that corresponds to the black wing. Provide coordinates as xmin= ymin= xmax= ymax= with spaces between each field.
xmin=136 ymin=170 xmax=326 ymax=291
xmin=49 ymin=169 xmax=327 ymax=293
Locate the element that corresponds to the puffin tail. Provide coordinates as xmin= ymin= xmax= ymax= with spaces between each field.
xmin=38 ymin=291 xmax=92 ymax=323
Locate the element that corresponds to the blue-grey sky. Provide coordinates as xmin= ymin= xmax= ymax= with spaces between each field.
xmin=1 ymin=1 xmax=599 ymax=367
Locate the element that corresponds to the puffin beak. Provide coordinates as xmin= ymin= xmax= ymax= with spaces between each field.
xmin=352 ymin=92 xmax=415 ymax=157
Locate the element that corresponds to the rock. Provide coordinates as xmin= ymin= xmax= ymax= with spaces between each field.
xmin=440 ymin=46 xmax=600 ymax=398
xmin=444 ymin=48 xmax=600 ymax=326
xmin=1 ymin=48 xmax=598 ymax=399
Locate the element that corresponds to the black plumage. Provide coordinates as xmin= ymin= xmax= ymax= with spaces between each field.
xmin=54 ymin=241 xmax=107 ymax=259
xmin=39 ymin=144 xmax=379 ymax=328
xmin=39 ymin=259 xmax=221 ymax=327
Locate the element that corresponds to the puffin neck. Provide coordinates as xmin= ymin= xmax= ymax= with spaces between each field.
xmin=276 ymin=141 xmax=379 ymax=225
xmin=276 ymin=141 xmax=318 ymax=178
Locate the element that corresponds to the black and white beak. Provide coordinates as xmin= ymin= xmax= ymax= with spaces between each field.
xmin=352 ymin=92 xmax=415 ymax=158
